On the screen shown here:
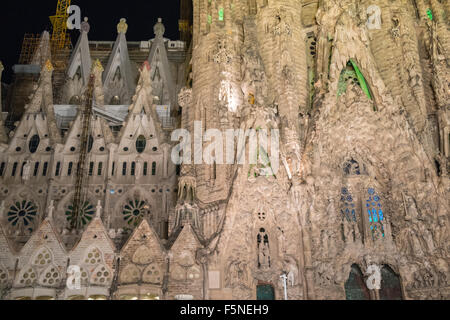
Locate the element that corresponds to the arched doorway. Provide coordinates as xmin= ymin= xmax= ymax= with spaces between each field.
xmin=257 ymin=283 xmax=275 ymax=300
xmin=344 ymin=264 xmax=370 ymax=300
xmin=379 ymin=265 xmax=403 ymax=300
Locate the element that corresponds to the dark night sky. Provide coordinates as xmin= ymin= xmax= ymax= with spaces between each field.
xmin=0 ymin=0 xmax=181 ymax=83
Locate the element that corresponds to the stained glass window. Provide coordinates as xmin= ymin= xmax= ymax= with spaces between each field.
xmin=7 ymin=200 xmax=38 ymax=233
xmin=29 ymin=135 xmax=40 ymax=154
xmin=219 ymin=8 xmax=224 ymax=21
xmin=122 ymin=200 xmax=148 ymax=227
xmin=136 ymin=135 xmax=146 ymax=153
xmin=65 ymin=201 xmax=95 ymax=226
xmin=343 ymin=159 xmax=361 ymax=175
xmin=340 ymin=187 xmax=357 ymax=222
xmin=366 ymin=188 xmax=385 ymax=240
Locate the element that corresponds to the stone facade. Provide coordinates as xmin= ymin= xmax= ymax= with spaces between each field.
xmin=0 ymin=1 xmax=449 ymax=300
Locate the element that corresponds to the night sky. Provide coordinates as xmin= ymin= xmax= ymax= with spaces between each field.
xmin=0 ymin=0 xmax=181 ymax=83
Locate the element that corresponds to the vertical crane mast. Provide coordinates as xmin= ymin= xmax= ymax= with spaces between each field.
xmin=71 ymin=74 xmax=95 ymax=230
xmin=50 ymin=0 xmax=71 ymax=50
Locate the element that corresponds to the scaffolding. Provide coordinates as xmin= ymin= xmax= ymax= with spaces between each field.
xmin=18 ymin=34 xmax=41 ymax=65
xmin=49 ymin=0 xmax=71 ymax=50
xmin=71 ymin=74 xmax=95 ymax=230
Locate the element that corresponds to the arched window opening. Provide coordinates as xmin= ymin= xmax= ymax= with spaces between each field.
xmin=337 ymin=60 xmax=373 ymax=101
xmin=122 ymin=162 xmax=127 ymax=176
xmin=12 ymin=162 xmax=18 ymax=177
xmin=345 ymin=264 xmax=370 ymax=300
xmin=89 ymin=162 xmax=94 ymax=176
xmin=131 ymin=162 xmax=136 ymax=176
xmin=42 ymin=162 xmax=48 ymax=176
xmin=257 ymin=228 xmax=270 ymax=269
xmin=136 ymin=135 xmax=147 ymax=153
xmin=68 ymin=162 xmax=73 ymax=176
xmin=97 ymin=162 xmax=103 ymax=176
xmin=143 ymin=162 xmax=148 ymax=176
xmin=340 ymin=187 xmax=356 ymax=222
xmin=29 ymin=135 xmax=40 ymax=154
xmin=152 ymin=162 xmax=156 ymax=176
xmin=0 ymin=162 xmax=5 ymax=176
xmin=88 ymin=135 xmax=94 ymax=153
xmin=344 ymin=159 xmax=361 ymax=175
xmin=380 ymin=265 xmax=403 ymax=300
xmin=55 ymin=162 xmax=61 ymax=176
xmin=111 ymin=162 xmax=115 ymax=176
xmin=33 ymin=162 xmax=39 ymax=177
xmin=366 ymin=188 xmax=385 ymax=240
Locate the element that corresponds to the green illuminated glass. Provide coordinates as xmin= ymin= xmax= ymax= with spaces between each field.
xmin=208 ymin=15 xmax=212 ymax=24
xmin=426 ymin=8 xmax=433 ymax=21
xmin=219 ymin=8 xmax=224 ymax=21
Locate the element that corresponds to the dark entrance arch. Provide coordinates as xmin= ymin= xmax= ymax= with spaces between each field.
xmin=379 ymin=265 xmax=403 ymax=300
xmin=257 ymin=283 xmax=275 ymax=300
xmin=344 ymin=264 xmax=370 ymax=300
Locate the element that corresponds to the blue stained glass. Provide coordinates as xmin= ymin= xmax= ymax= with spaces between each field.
xmin=368 ymin=210 xmax=372 ymax=222
xmin=370 ymin=226 xmax=373 ymax=230
xmin=372 ymin=202 xmax=376 ymax=206
xmin=347 ymin=195 xmax=353 ymax=202
xmin=368 ymin=188 xmax=375 ymax=195
xmin=374 ymin=195 xmax=380 ymax=202
xmin=366 ymin=203 xmax=370 ymax=207
xmin=351 ymin=210 xmax=356 ymax=221
xmin=379 ymin=209 xmax=384 ymax=221
xmin=342 ymin=188 xmax=348 ymax=194
xmin=341 ymin=196 xmax=345 ymax=202
xmin=346 ymin=208 xmax=350 ymax=214
xmin=378 ymin=203 xmax=381 ymax=207
xmin=351 ymin=203 xmax=355 ymax=208
xmin=368 ymin=196 xmax=372 ymax=201
xmin=372 ymin=209 xmax=378 ymax=222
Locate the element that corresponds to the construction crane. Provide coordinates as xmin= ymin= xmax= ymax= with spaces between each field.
xmin=49 ymin=0 xmax=72 ymax=50
xmin=70 ymin=74 xmax=95 ymax=230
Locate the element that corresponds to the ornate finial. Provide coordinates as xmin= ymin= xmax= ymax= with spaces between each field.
xmin=142 ymin=60 xmax=151 ymax=71
xmin=96 ymin=200 xmax=102 ymax=218
xmin=48 ymin=200 xmax=55 ymax=219
xmin=92 ymin=59 xmax=104 ymax=73
xmin=44 ymin=60 xmax=54 ymax=72
xmin=117 ymin=18 xmax=128 ymax=34
xmin=154 ymin=17 xmax=165 ymax=38
xmin=81 ymin=17 xmax=90 ymax=33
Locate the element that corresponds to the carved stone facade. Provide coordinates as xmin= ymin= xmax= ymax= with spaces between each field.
xmin=0 ymin=1 xmax=449 ymax=300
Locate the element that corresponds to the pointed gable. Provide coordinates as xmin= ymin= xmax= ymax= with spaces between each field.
xmin=8 ymin=60 xmax=60 ymax=149
xmin=103 ymin=19 xmax=136 ymax=105
xmin=117 ymin=62 xmax=162 ymax=152
xmin=67 ymin=18 xmax=92 ymax=87
xmin=69 ymin=202 xmax=116 ymax=287
xmin=14 ymin=204 xmax=67 ymax=289
xmin=118 ymin=219 xmax=165 ymax=285
xmin=148 ymin=18 xmax=177 ymax=108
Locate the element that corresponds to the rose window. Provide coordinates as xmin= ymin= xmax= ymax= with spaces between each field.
xmin=122 ymin=200 xmax=149 ymax=227
xmin=65 ymin=201 xmax=95 ymax=226
xmin=7 ymin=200 xmax=38 ymax=233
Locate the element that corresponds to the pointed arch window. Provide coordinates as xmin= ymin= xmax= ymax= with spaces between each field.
xmin=340 ymin=187 xmax=356 ymax=222
xmin=337 ymin=60 xmax=372 ymax=101
xmin=0 ymin=162 xmax=5 ymax=176
xmin=89 ymin=162 xmax=94 ymax=176
xmin=136 ymin=135 xmax=147 ymax=153
xmin=29 ymin=135 xmax=40 ymax=154
xmin=12 ymin=162 xmax=18 ymax=177
xmin=42 ymin=162 xmax=48 ymax=176
xmin=131 ymin=162 xmax=136 ymax=176
xmin=122 ymin=162 xmax=127 ymax=176
xmin=380 ymin=265 xmax=403 ymax=300
xmin=33 ymin=162 xmax=39 ymax=176
xmin=68 ymin=162 xmax=73 ymax=176
xmin=143 ymin=162 xmax=148 ymax=176
xmin=97 ymin=162 xmax=103 ymax=176
xmin=366 ymin=188 xmax=385 ymax=240
xmin=88 ymin=135 xmax=94 ymax=153
xmin=55 ymin=162 xmax=61 ymax=176
xmin=152 ymin=162 xmax=156 ymax=176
